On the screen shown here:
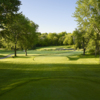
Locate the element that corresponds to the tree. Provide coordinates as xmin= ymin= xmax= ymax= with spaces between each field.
xmin=73 ymin=0 xmax=100 ymax=55
xmin=18 ymin=21 xmax=38 ymax=56
xmin=73 ymin=29 xmax=81 ymax=49
xmin=37 ymin=33 xmax=48 ymax=46
xmin=0 ymin=0 xmax=21 ymax=29
xmin=86 ymin=30 xmax=100 ymax=56
xmin=0 ymin=0 xmax=21 ymax=52
xmin=63 ymin=33 xmax=73 ymax=45
xmin=58 ymin=36 xmax=65 ymax=45
xmin=67 ymin=33 xmax=73 ymax=45
xmin=58 ymin=32 xmax=67 ymax=45
xmin=47 ymin=33 xmax=58 ymax=46
xmin=58 ymin=32 xmax=67 ymax=38
xmin=73 ymin=29 xmax=90 ymax=55
xmin=4 ymin=14 xmax=32 ymax=57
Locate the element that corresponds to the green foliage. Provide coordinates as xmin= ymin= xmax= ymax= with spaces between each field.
xmin=73 ymin=0 xmax=100 ymax=55
xmin=37 ymin=33 xmax=48 ymax=46
xmin=36 ymin=32 xmax=74 ymax=47
xmin=63 ymin=35 xmax=68 ymax=45
xmin=0 ymin=0 xmax=21 ymax=29
xmin=47 ymin=33 xmax=58 ymax=45
xmin=58 ymin=36 xmax=65 ymax=45
xmin=58 ymin=31 xmax=67 ymax=38
xmin=73 ymin=29 xmax=83 ymax=49
xmin=63 ymin=33 xmax=73 ymax=45
xmin=1 ymin=38 xmax=15 ymax=50
xmin=17 ymin=20 xmax=38 ymax=55
xmin=1 ymin=14 xmax=39 ymax=56
xmin=87 ymin=39 xmax=100 ymax=54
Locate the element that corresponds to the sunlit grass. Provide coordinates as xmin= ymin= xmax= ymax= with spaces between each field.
xmin=36 ymin=45 xmax=74 ymax=51
xmin=0 ymin=49 xmax=21 ymax=57
xmin=1 ymin=51 xmax=99 ymax=64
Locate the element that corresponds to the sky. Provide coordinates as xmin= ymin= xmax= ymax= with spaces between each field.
xmin=19 ymin=0 xmax=78 ymax=33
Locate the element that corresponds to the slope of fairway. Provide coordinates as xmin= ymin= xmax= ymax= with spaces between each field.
xmin=0 ymin=48 xmax=100 ymax=100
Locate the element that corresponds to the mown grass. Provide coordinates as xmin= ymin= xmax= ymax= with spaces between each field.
xmin=36 ymin=45 xmax=74 ymax=51
xmin=0 ymin=49 xmax=14 ymax=54
xmin=0 ymin=49 xmax=16 ymax=57
xmin=0 ymin=46 xmax=100 ymax=100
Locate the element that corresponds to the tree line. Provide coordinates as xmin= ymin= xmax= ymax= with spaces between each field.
xmin=35 ymin=32 xmax=73 ymax=47
xmin=0 ymin=0 xmax=100 ymax=57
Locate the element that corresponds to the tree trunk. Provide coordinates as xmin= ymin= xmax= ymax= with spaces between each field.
xmin=99 ymin=46 xmax=100 ymax=64
xmin=95 ymin=39 xmax=98 ymax=57
xmin=83 ymin=37 xmax=85 ymax=55
xmin=95 ymin=47 xmax=97 ymax=57
xmin=15 ymin=43 xmax=17 ymax=57
xmin=83 ymin=48 xmax=85 ymax=55
xmin=25 ymin=49 xmax=27 ymax=56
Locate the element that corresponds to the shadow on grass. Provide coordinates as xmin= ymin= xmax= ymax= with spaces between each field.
xmin=0 ymin=50 xmax=14 ymax=54
xmin=0 ymin=55 xmax=6 ymax=58
xmin=12 ymin=56 xmax=30 ymax=58
xmin=0 ymin=62 xmax=100 ymax=98
xmin=67 ymin=56 xmax=79 ymax=60
xmin=78 ymin=54 xmax=100 ymax=58
xmin=67 ymin=54 xmax=100 ymax=61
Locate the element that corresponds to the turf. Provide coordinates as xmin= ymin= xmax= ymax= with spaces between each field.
xmin=0 ymin=49 xmax=18 ymax=57
xmin=0 ymin=47 xmax=100 ymax=100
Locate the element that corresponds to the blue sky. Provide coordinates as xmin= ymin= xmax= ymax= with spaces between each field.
xmin=19 ymin=0 xmax=78 ymax=33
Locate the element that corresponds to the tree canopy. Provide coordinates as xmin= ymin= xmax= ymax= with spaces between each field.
xmin=0 ymin=0 xmax=21 ymax=29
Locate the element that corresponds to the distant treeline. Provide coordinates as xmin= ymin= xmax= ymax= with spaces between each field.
xmin=35 ymin=32 xmax=74 ymax=47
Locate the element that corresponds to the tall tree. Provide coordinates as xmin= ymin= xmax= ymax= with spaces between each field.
xmin=18 ymin=21 xmax=38 ymax=56
xmin=4 ymin=14 xmax=32 ymax=56
xmin=73 ymin=0 xmax=100 ymax=55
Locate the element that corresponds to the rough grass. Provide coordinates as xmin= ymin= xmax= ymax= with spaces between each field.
xmin=0 ymin=46 xmax=100 ymax=100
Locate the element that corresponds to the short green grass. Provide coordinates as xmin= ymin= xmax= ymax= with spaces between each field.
xmin=0 ymin=46 xmax=100 ymax=100
xmin=0 ymin=49 xmax=15 ymax=57
xmin=36 ymin=45 xmax=74 ymax=51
